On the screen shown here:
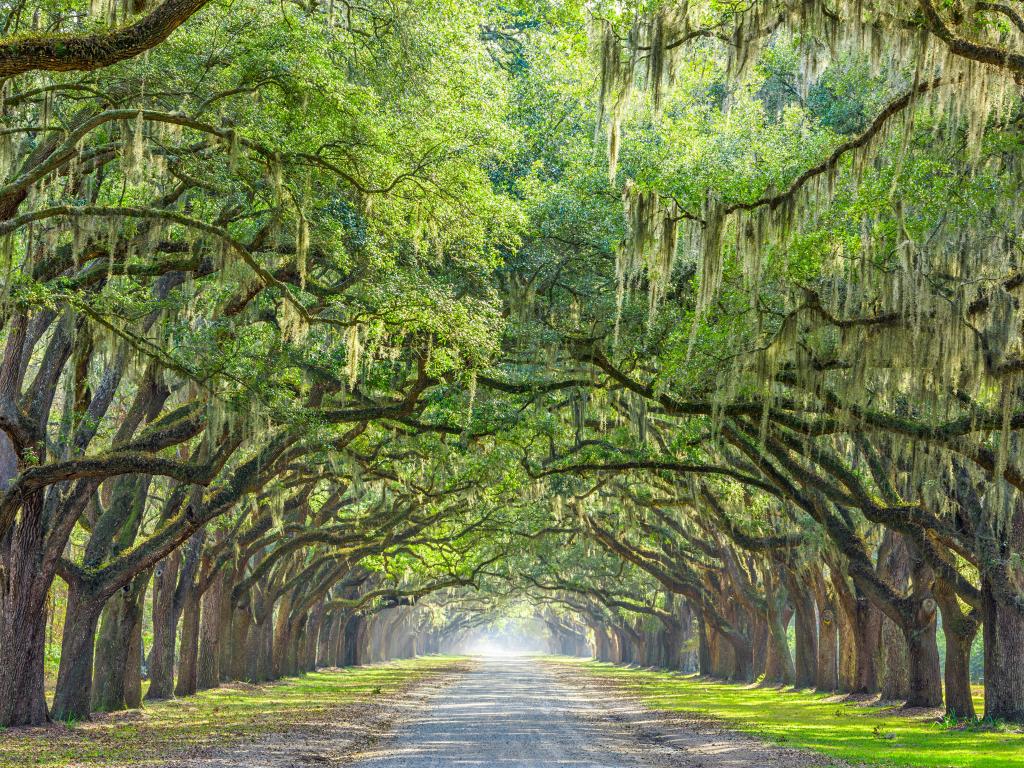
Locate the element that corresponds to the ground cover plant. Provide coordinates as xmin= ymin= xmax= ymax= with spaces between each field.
xmin=572 ymin=660 xmax=1023 ymax=768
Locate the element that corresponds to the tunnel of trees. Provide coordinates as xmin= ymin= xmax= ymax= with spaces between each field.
xmin=1 ymin=0 xmax=1024 ymax=732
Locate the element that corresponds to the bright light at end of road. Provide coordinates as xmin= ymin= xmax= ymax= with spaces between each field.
xmin=466 ymin=640 xmax=529 ymax=657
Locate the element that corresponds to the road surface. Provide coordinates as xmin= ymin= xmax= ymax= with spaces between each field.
xmin=179 ymin=655 xmax=844 ymax=767
xmin=346 ymin=655 xmax=668 ymax=767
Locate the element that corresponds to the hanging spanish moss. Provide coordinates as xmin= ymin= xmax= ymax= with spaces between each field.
xmin=615 ymin=181 xmax=683 ymax=334
xmin=346 ymin=323 xmax=363 ymax=391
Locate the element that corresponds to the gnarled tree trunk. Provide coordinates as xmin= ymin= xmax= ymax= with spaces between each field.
xmin=51 ymin=579 xmax=103 ymax=722
xmin=0 ymin=489 xmax=51 ymax=727
xmin=146 ymin=551 xmax=181 ymax=701
xmin=92 ymin=573 xmax=147 ymax=712
xmin=174 ymin=586 xmax=201 ymax=697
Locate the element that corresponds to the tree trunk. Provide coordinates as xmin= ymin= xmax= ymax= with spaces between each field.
xmin=174 ymin=587 xmax=201 ymax=697
xmin=318 ymin=612 xmax=336 ymax=668
xmin=880 ymin=616 xmax=910 ymax=700
xmin=662 ymin=621 xmax=683 ymax=669
xmin=51 ymin=580 xmax=102 ymax=722
xmin=982 ymin=577 xmax=1024 ymax=723
xmin=764 ymin=597 xmax=794 ymax=685
xmin=0 ymin=490 xmax=52 ymax=727
xmin=217 ymin=566 xmax=236 ymax=682
xmin=124 ymin=607 xmax=143 ymax=709
xmin=808 ymin=565 xmax=838 ymax=692
xmin=229 ymin=603 xmax=253 ymax=681
xmin=750 ymin=613 xmax=768 ymax=679
xmin=355 ymin=616 xmax=371 ymax=665
xmin=786 ymin=571 xmax=818 ymax=689
xmin=816 ymin=605 xmax=839 ymax=692
xmin=272 ymin=592 xmax=293 ymax=678
xmin=931 ymin=578 xmax=977 ymax=719
xmin=284 ymin=614 xmax=305 ymax=676
xmin=146 ymin=551 xmax=181 ymax=701
xmin=829 ymin=565 xmax=859 ymax=693
xmin=197 ymin=567 xmax=225 ymax=691
xmin=696 ymin=613 xmax=712 ymax=676
xmin=332 ymin=612 xmax=348 ymax=665
xmin=249 ymin=612 xmax=274 ymax=681
xmin=305 ymin=603 xmax=324 ymax=671
xmin=91 ymin=574 xmax=146 ymax=712
xmin=903 ymin=600 xmax=942 ymax=708
xmin=854 ymin=591 xmax=882 ymax=693
xmin=0 ymin=600 xmax=49 ymax=726
xmin=835 ymin=599 xmax=858 ymax=692
xmin=903 ymin=545 xmax=942 ymax=709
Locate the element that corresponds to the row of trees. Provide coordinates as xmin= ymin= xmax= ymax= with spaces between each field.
xmin=464 ymin=0 xmax=1024 ymax=725
xmin=2 ymin=0 xmax=1024 ymax=733
xmin=0 ymin=0 xmax=521 ymax=726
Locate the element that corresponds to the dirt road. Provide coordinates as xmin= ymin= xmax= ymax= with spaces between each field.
xmin=345 ymin=655 xmax=671 ymax=767
xmin=344 ymin=655 xmax=842 ymax=768
xmin=176 ymin=656 xmax=844 ymax=767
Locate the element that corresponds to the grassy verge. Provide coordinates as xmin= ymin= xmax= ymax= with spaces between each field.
xmin=0 ymin=656 xmax=463 ymax=768
xmin=561 ymin=659 xmax=1024 ymax=768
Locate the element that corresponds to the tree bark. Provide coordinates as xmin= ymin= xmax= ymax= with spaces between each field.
xmin=902 ymin=543 xmax=942 ymax=709
xmin=904 ymin=599 xmax=942 ymax=708
xmin=854 ymin=590 xmax=882 ymax=694
xmin=51 ymin=579 xmax=102 ymax=722
xmin=763 ymin=593 xmax=794 ymax=685
xmin=91 ymin=573 xmax=147 ymax=712
xmin=662 ymin=620 xmax=683 ymax=669
xmin=124 ymin=606 xmax=143 ymax=709
xmin=304 ymin=602 xmax=324 ymax=671
xmin=228 ymin=602 xmax=253 ymax=681
xmin=880 ymin=616 xmax=910 ymax=700
xmin=816 ymin=606 xmax=839 ymax=692
xmin=318 ymin=612 xmax=336 ymax=668
xmin=932 ymin=578 xmax=977 ymax=719
xmin=696 ymin=612 xmax=712 ymax=676
xmin=0 ymin=489 xmax=51 ymax=727
xmin=272 ymin=591 xmax=293 ymax=678
xmin=829 ymin=564 xmax=859 ymax=692
xmin=174 ymin=586 xmax=201 ymax=697
xmin=0 ymin=600 xmax=49 ymax=726
xmin=785 ymin=571 xmax=818 ymax=689
xmin=197 ymin=566 xmax=225 ymax=690
xmin=982 ymin=577 xmax=1024 ymax=722
xmin=145 ymin=551 xmax=180 ymax=701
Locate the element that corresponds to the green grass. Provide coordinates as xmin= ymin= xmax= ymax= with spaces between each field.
xmin=0 ymin=657 xmax=463 ymax=768
xmin=561 ymin=659 xmax=1024 ymax=768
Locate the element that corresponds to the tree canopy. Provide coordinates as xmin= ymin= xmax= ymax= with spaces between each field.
xmin=3 ymin=0 xmax=1024 ymax=731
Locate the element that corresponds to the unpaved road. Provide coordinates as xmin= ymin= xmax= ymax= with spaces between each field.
xmin=346 ymin=655 xmax=671 ymax=767
xmin=345 ymin=656 xmax=843 ymax=768
xmin=179 ymin=655 xmax=844 ymax=767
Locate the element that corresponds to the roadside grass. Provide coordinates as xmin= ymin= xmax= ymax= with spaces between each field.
xmin=562 ymin=659 xmax=1024 ymax=768
xmin=0 ymin=656 xmax=463 ymax=768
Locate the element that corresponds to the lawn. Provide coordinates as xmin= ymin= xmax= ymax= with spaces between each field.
xmin=563 ymin=659 xmax=1024 ymax=768
xmin=0 ymin=657 xmax=462 ymax=768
